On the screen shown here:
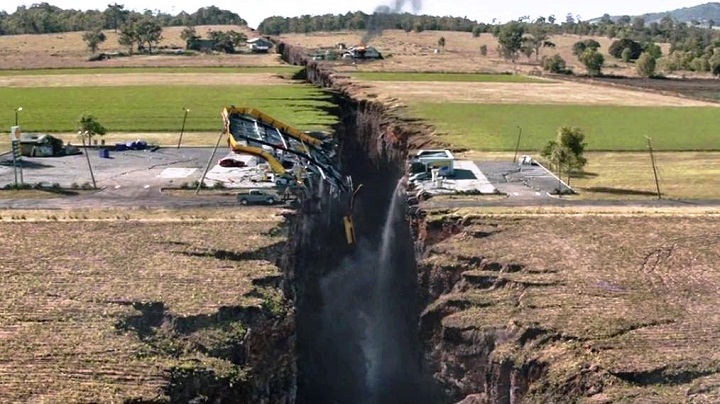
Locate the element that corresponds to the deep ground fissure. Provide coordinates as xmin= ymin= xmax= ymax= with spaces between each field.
xmin=290 ymin=92 xmax=444 ymax=404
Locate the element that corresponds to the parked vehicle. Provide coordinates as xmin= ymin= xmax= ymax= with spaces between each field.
xmin=237 ymin=189 xmax=278 ymax=205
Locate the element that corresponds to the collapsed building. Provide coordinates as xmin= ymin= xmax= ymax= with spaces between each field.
xmin=19 ymin=133 xmax=79 ymax=157
xmin=222 ymin=106 xmax=358 ymax=243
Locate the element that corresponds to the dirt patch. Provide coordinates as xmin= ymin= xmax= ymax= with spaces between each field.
xmin=356 ymin=80 xmax=720 ymax=107
xmin=416 ymin=213 xmax=720 ymax=401
xmin=0 ymin=72 xmax=291 ymax=87
xmin=0 ymin=215 xmax=289 ymax=402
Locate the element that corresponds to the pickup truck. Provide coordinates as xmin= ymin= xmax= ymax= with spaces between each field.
xmin=237 ymin=189 xmax=279 ymax=205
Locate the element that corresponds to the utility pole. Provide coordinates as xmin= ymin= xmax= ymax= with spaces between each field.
xmin=195 ymin=131 xmax=225 ymax=195
xmin=14 ymin=107 xmax=22 ymax=127
xmin=177 ymin=107 xmax=190 ymax=149
xmin=80 ymin=131 xmax=97 ymax=189
xmin=513 ymin=125 xmax=523 ymax=164
xmin=646 ymin=136 xmax=661 ymax=200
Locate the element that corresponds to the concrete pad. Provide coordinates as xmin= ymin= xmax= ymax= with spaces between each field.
xmin=158 ymin=168 xmax=197 ymax=179
xmin=413 ymin=160 xmax=496 ymax=194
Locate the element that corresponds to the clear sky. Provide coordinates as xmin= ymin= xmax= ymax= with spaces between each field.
xmin=0 ymin=1 xmax=708 ymax=28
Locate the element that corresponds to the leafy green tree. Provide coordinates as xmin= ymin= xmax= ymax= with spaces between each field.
xmin=609 ymin=38 xmax=642 ymax=60
xmin=495 ymin=21 xmax=525 ymax=61
xmin=541 ymin=126 xmax=587 ymax=181
xmin=542 ymin=54 xmax=567 ymax=73
xmin=557 ymin=126 xmax=587 ymax=168
xmin=572 ymin=39 xmax=600 ymax=56
xmin=636 ymin=52 xmax=657 ymax=77
xmin=206 ymin=29 xmax=247 ymax=53
xmin=180 ymin=25 xmax=199 ymax=44
xmin=82 ymin=29 xmax=107 ymax=53
xmin=104 ymin=3 xmax=128 ymax=33
xmin=578 ymin=49 xmax=604 ymax=76
xmin=631 ymin=17 xmax=646 ymax=31
xmin=526 ymin=24 xmax=549 ymax=60
xmin=711 ymin=49 xmax=720 ymax=76
xmin=134 ymin=16 xmax=163 ymax=53
xmin=77 ymin=114 xmax=107 ymax=144
xmin=117 ymin=16 xmax=139 ymax=53
xmin=621 ymin=47 xmax=632 ymax=62
xmin=691 ymin=56 xmax=710 ymax=72
xmin=643 ymin=42 xmax=662 ymax=59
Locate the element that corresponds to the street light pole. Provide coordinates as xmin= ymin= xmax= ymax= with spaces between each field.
xmin=646 ymin=136 xmax=662 ymax=200
xmin=15 ymin=107 xmax=22 ymax=127
xmin=177 ymin=108 xmax=190 ymax=149
xmin=80 ymin=131 xmax=97 ymax=189
xmin=513 ymin=125 xmax=523 ymax=164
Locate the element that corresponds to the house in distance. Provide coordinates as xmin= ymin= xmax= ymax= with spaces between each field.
xmin=247 ymin=37 xmax=273 ymax=53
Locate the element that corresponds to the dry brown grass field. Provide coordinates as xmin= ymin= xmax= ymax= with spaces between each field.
xmin=423 ymin=212 xmax=720 ymax=401
xmin=281 ymin=30 xmax=671 ymax=75
xmin=0 ymin=208 xmax=286 ymax=402
xmin=350 ymin=79 xmax=719 ymax=107
xmin=0 ymin=25 xmax=283 ymax=69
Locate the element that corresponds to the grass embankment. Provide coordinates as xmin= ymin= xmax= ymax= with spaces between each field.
xmin=0 ymin=66 xmax=302 ymax=76
xmin=412 ymin=103 xmax=720 ymax=151
xmin=0 ymin=211 xmax=287 ymax=402
xmin=0 ymin=84 xmax=334 ymax=134
xmin=351 ymin=72 xmax=545 ymax=83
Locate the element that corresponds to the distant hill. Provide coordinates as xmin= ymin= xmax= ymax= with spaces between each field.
xmin=641 ymin=2 xmax=720 ymax=23
xmin=593 ymin=2 xmax=720 ymax=25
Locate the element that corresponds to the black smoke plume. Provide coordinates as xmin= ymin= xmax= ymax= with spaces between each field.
xmin=362 ymin=0 xmax=423 ymax=44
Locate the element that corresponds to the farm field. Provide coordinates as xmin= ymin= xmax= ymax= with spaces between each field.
xmin=0 ymin=208 xmax=288 ymax=403
xmin=0 ymin=25 xmax=284 ymax=70
xmin=348 ymin=71 xmax=544 ymax=83
xmin=283 ymin=30 xmax=647 ymax=75
xmin=423 ymin=212 xmax=720 ymax=402
xmin=411 ymin=103 xmax=720 ymax=151
xmin=0 ymin=66 xmax=302 ymax=75
xmin=0 ymin=84 xmax=335 ymax=134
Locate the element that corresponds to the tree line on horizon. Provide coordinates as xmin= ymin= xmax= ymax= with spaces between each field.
xmin=0 ymin=2 xmax=246 ymax=35
xmin=4 ymin=2 xmax=720 ymax=76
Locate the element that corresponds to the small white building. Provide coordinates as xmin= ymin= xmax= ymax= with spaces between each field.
xmin=411 ymin=149 xmax=455 ymax=175
xmin=247 ymin=37 xmax=273 ymax=53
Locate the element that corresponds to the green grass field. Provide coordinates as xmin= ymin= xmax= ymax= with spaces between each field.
xmin=411 ymin=103 xmax=720 ymax=151
xmin=0 ymin=85 xmax=335 ymax=133
xmin=352 ymin=72 xmax=547 ymax=83
xmin=0 ymin=66 xmax=302 ymax=76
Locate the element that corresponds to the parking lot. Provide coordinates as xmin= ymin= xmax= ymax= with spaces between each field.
xmin=0 ymin=147 xmax=214 ymax=197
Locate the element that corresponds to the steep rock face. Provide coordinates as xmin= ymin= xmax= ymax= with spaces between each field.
xmin=412 ymin=213 xmax=720 ymax=403
xmin=279 ymin=41 xmax=437 ymax=404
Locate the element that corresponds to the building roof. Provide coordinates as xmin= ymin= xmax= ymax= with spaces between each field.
xmin=247 ymin=37 xmax=272 ymax=44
